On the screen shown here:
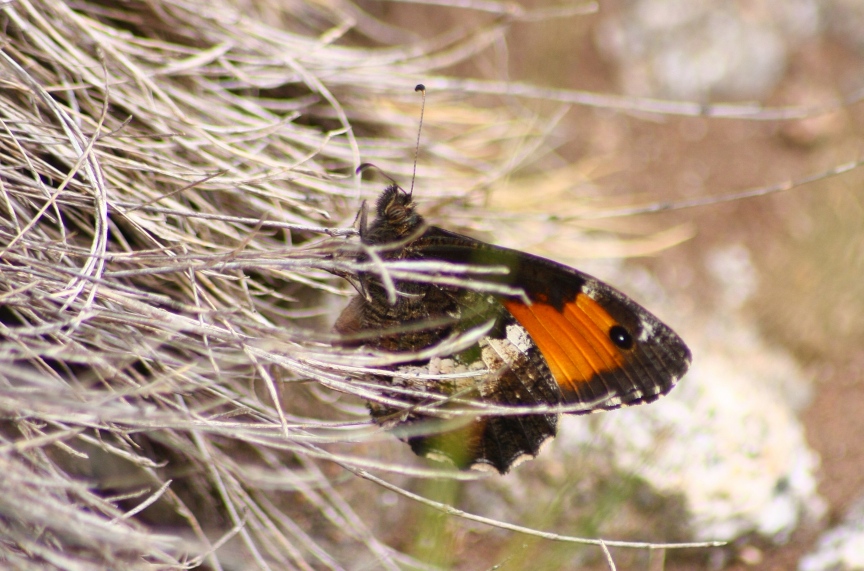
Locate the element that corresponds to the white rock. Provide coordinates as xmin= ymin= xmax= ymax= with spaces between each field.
xmin=800 ymin=495 xmax=864 ymax=571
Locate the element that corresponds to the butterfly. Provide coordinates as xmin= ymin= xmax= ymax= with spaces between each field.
xmin=334 ymin=184 xmax=691 ymax=474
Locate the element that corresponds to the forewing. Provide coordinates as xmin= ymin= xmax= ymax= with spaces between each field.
xmin=414 ymin=227 xmax=691 ymax=412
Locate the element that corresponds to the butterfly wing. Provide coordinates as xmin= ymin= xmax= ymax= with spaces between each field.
xmin=336 ymin=276 xmax=562 ymax=473
xmin=413 ymin=227 xmax=691 ymax=412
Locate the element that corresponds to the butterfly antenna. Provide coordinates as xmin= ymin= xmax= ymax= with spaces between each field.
xmin=409 ymin=84 xmax=426 ymax=197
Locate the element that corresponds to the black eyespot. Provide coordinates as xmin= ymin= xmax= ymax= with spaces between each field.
xmin=609 ymin=325 xmax=634 ymax=350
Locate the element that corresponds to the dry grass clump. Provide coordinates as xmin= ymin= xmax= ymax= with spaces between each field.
xmin=0 ymin=0 xmax=555 ymax=568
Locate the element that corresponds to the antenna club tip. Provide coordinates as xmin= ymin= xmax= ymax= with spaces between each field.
xmin=414 ymin=84 xmax=426 ymax=93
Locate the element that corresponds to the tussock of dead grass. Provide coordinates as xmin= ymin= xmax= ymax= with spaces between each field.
xmin=0 ymin=0 xmax=561 ymax=568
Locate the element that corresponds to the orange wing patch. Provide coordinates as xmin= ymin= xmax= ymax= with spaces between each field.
xmin=502 ymin=294 xmax=626 ymax=400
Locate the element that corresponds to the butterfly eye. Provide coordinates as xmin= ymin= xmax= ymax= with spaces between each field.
xmin=387 ymin=205 xmax=406 ymax=222
xmin=608 ymin=325 xmax=634 ymax=350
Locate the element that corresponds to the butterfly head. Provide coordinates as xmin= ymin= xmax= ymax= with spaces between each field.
xmin=369 ymin=184 xmax=423 ymax=243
